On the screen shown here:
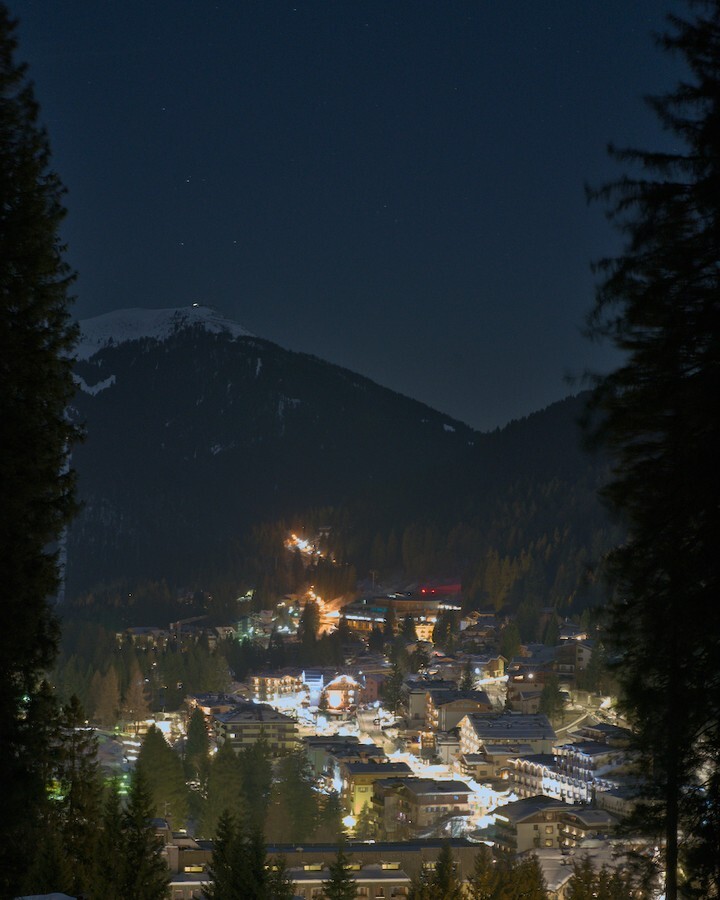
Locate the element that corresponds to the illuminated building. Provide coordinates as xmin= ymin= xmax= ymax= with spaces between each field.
xmin=506 ymin=685 xmax=544 ymax=714
xmin=401 ymin=678 xmax=458 ymax=727
xmin=554 ymin=740 xmax=626 ymax=784
xmin=468 ymin=653 xmax=506 ymax=679
xmin=371 ymin=777 xmax=472 ymax=838
xmin=341 ymin=760 xmax=413 ymax=816
xmin=186 ymin=692 xmax=248 ymax=717
xmin=342 ymin=591 xmax=461 ymax=642
xmin=214 ymin=701 xmax=297 ymax=756
xmin=359 ymin=671 xmax=385 ymax=704
xmin=492 ymin=796 xmax=567 ymax=854
xmin=460 ymin=744 xmax=534 ymax=784
xmin=324 ymin=744 xmax=387 ymax=794
xmin=250 ymin=672 xmax=304 ymax=700
xmin=458 ymin=712 xmax=556 ymax=756
xmin=165 ymin=837 xmax=482 ymax=898
xmin=510 ymin=729 xmax=629 ymax=805
xmin=322 ymin=673 xmax=361 ymax=712
xmin=303 ymin=735 xmax=365 ymax=779
xmin=301 ymin=668 xmax=325 ymax=704
xmin=424 ymin=688 xmax=493 ymax=732
xmin=492 ymin=796 xmax=617 ymax=855
xmin=558 ymin=807 xmax=618 ymax=848
xmin=116 ymin=625 xmax=169 ymax=650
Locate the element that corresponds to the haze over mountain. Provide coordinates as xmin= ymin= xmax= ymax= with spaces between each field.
xmin=67 ymin=305 xmax=613 ymax=614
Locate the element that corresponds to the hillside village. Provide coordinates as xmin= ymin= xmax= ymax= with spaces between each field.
xmin=6 ymin=0 xmax=720 ymax=894
xmin=77 ymin=530 xmax=652 ymax=899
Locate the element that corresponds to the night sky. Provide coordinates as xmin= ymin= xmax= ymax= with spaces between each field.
xmin=16 ymin=1 xmax=684 ymax=431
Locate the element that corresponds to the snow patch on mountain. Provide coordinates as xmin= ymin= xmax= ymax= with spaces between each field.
xmin=210 ymin=443 xmax=236 ymax=456
xmin=73 ymin=372 xmax=117 ymax=396
xmin=278 ymin=396 xmax=301 ymax=419
xmin=75 ymin=305 xmax=253 ymax=360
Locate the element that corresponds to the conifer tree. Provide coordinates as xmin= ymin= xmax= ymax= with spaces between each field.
xmin=321 ymin=843 xmax=356 ymax=900
xmin=586 ymin=3 xmax=720 ymax=896
xmin=0 ymin=5 xmax=80 ymax=892
xmin=381 ymin=661 xmax=404 ymax=713
xmin=237 ymin=739 xmax=273 ymax=830
xmin=499 ymin=622 xmax=521 ymax=661
xmin=201 ymin=739 xmax=246 ymax=838
xmin=265 ymin=751 xmax=319 ymax=842
xmin=92 ymin=664 xmax=121 ymax=726
xmin=368 ymin=625 xmax=385 ymax=653
xmin=55 ymin=695 xmax=103 ymax=895
xmin=299 ymin=599 xmax=320 ymax=646
xmin=352 ymin=802 xmax=376 ymax=841
xmin=538 ymin=673 xmax=564 ymax=724
xmin=565 ymin=853 xmax=596 ymax=900
xmin=314 ymin=790 xmax=344 ymax=842
xmin=407 ymin=870 xmax=433 ymax=900
xmin=428 ymin=842 xmax=464 ymax=900
xmin=409 ymin=843 xmax=463 ymax=900
xmin=122 ymin=768 xmax=171 ymax=900
xmin=123 ymin=659 xmax=152 ymax=734
xmin=184 ymin=705 xmax=209 ymax=778
xmin=401 ymin=613 xmax=418 ymax=641
xmin=267 ymin=855 xmax=296 ymax=900
xmin=384 ymin=600 xmax=397 ymax=639
xmin=22 ymin=825 xmax=74 ymax=897
xmin=566 ymin=856 xmax=635 ymax=900
xmin=90 ymin=782 xmax=127 ymax=900
xmin=466 ymin=845 xmax=499 ymax=900
xmin=244 ymin=826 xmax=271 ymax=899
xmin=136 ymin=723 xmax=189 ymax=828
xmin=511 ymin=853 xmax=548 ymax=900
xmin=203 ymin=811 xmax=273 ymax=900
xmin=202 ymin=810 xmax=240 ymax=900
xmin=459 ymin=659 xmax=476 ymax=692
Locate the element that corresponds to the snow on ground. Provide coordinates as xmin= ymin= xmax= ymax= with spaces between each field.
xmin=73 ymin=372 xmax=116 ymax=395
xmin=75 ymin=304 xmax=253 ymax=360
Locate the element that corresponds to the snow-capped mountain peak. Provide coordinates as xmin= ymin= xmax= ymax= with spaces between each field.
xmin=75 ymin=304 xmax=253 ymax=360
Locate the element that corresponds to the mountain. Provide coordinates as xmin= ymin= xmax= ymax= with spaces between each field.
xmin=66 ymin=305 xmax=616 ymax=621
xmin=74 ymin=304 xmax=253 ymax=361
xmin=67 ymin=306 xmax=479 ymax=596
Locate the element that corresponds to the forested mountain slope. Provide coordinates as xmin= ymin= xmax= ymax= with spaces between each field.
xmin=67 ymin=307 xmax=616 ymax=624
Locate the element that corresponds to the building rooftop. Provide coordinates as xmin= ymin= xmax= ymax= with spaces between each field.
xmin=343 ymin=761 xmax=414 ymax=776
xmin=404 ymin=678 xmax=458 ymax=693
xmin=475 ymin=742 xmax=536 ymax=758
xmin=304 ymin=735 xmax=361 ymax=747
xmin=216 ymin=702 xmax=295 ymax=724
xmin=464 ymin=713 xmax=556 ymax=742
xmin=513 ymin=752 xmax=557 ymax=768
xmin=556 ymin=740 xmax=623 ymax=757
xmin=493 ymin=795 xmax=566 ymax=824
xmin=399 ymin=779 xmax=472 ymax=797
xmin=427 ymin=689 xmax=492 ymax=707
xmin=578 ymin=722 xmax=632 ymax=742
xmin=265 ymin=837 xmax=479 ymax=854
xmin=562 ymin=808 xmax=617 ymax=827
xmin=330 ymin=746 xmax=386 ymax=762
